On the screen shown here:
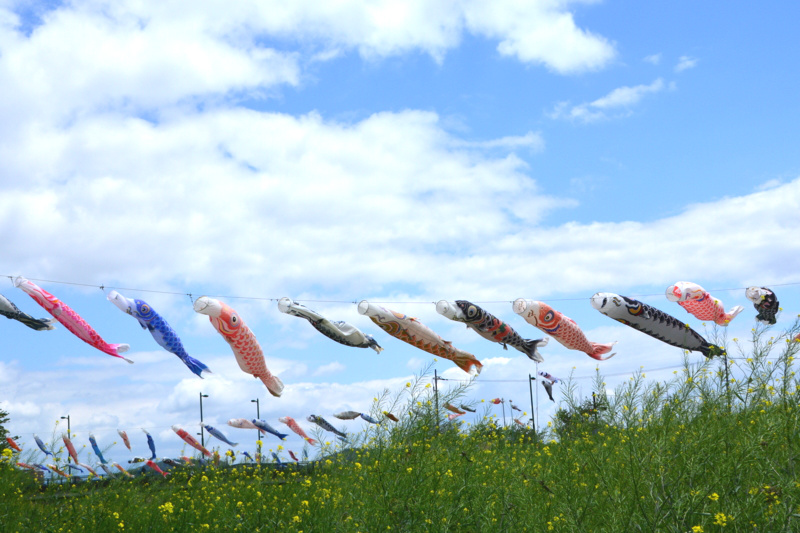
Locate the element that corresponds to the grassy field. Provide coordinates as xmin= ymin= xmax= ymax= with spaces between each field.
xmin=2 ymin=322 xmax=800 ymax=532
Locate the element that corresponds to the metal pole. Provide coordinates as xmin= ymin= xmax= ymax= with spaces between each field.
xmin=199 ymin=393 xmax=209 ymax=448
xmin=528 ymin=375 xmax=535 ymax=429
xmin=251 ymin=398 xmax=260 ymax=460
xmin=434 ymin=370 xmax=440 ymax=432
xmin=60 ymin=416 xmax=71 ymax=463
xmin=501 ymin=400 xmax=506 ymax=427
xmin=535 ymin=362 xmax=540 ymax=432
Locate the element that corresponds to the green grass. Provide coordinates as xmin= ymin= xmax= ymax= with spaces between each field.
xmin=2 ymin=321 xmax=800 ymax=532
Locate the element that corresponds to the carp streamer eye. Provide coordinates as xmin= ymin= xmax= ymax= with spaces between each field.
xmin=544 ymin=311 xmax=554 ymax=322
xmin=467 ymin=306 xmax=478 ymax=318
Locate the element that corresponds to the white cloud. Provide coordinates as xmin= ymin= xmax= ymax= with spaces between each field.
xmin=0 ymin=0 xmax=616 ymax=116
xmin=756 ymin=179 xmax=782 ymax=191
xmin=461 ymin=1 xmax=616 ymax=73
xmin=313 ymin=362 xmax=346 ymax=377
xmin=674 ymin=55 xmax=698 ymax=72
xmin=451 ymin=131 xmax=545 ymax=152
xmin=0 ymin=107 xmax=574 ymax=297
xmin=0 ymin=4 xmax=301 ymax=129
xmin=548 ymin=78 xmax=665 ymax=122
xmin=643 ymin=53 xmax=661 ymax=65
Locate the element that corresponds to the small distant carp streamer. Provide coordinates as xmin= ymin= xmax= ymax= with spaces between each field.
xmin=172 ymin=425 xmax=212 ymax=457
xmin=279 ymin=416 xmax=317 ymax=445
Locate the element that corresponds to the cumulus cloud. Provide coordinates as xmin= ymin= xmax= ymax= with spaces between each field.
xmin=461 ymin=1 xmax=615 ymax=73
xmin=548 ymin=78 xmax=666 ymax=122
xmin=0 ymin=0 xmax=616 ymax=112
xmin=0 ymin=107 xmax=574 ymax=298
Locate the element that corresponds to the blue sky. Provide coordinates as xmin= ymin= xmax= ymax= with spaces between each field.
xmin=1 ymin=0 xmax=799 ymax=470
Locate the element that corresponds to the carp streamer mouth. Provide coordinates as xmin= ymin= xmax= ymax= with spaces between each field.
xmin=193 ymin=296 xmax=222 ymax=317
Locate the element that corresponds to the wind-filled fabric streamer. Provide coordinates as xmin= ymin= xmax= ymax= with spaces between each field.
xmin=436 ymin=300 xmax=548 ymax=362
xmin=358 ymin=300 xmax=483 ymax=375
xmin=142 ymin=429 xmax=157 ymax=460
xmin=33 ymin=434 xmax=53 ymax=457
xmin=539 ymin=372 xmax=560 ymax=402
xmin=333 ymin=411 xmax=362 ymax=420
xmin=118 ymin=430 xmax=131 ymax=451
xmin=666 ymin=281 xmax=744 ymax=326
xmin=307 ymin=415 xmax=347 ymax=439
xmin=203 ymin=424 xmax=238 ymax=447
xmin=145 ymin=459 xmax=168 ymax=478
xmin=227 ymin=418 xmax=259 ymax=431
xmin=88 ymin=434 xmax=108 ymax=464
xmin=513 ymin=299 xmax=615 ymax=360
xmin=193 ymin=296 xmax=283 ymax=397
xmin=0 ymin=293 xmax=56 ymax=331
xmin=62 ymin=433 xmax=79 ymax=464
xmin=14 ymin=277 xmax=132 ymax=362
xmin=251 ymin=419 xmax=289 ymax=441
xmin=172 ymin=425 xmax=212 ymax=457
xmin=591 ymin=292 xmax=726 ymax=357
xmin=108 ymin=290 xmax=211 ymax=377
xmin=278 ymin=298 xmax=383 ymax=353
xmin=279 ymin=416 xmax=317 ymax=445
xmin=745 ymin=287 xmax=780 ymax=325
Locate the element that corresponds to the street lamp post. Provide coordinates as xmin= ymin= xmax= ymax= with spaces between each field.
xmin=60 ymin=416 xmax=71 ymax=463
xmin=199 ymin=393 xmax=209 ymax=448
xmin=251 ymin=398 xmax=260 ymax=460
xmin=529 ymin=375 xmax=536 ymax=430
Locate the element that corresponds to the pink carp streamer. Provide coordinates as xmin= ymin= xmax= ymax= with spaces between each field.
xmin=513 ymin=299 xmax=615 ymax=361
xmin=279 ymin=416 xmax=317 ymax=445
xmin=62 ymin=433 xmax=79 ymax=464
xmin=193 ymin=296 xmax=283 ymax=397
xmin=172 ymin=425 xmax=212 ymax=458
xmin=14 ymin=277 xmax=131 ymax=362
xmin=117 ymin=429 xmax=132 ymax=451
xmin=667 ymin=282 xmax=744 ymax=326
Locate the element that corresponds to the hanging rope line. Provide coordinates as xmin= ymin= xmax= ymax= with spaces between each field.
xmin=5 ymin=274 xmax=800 ymax=304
